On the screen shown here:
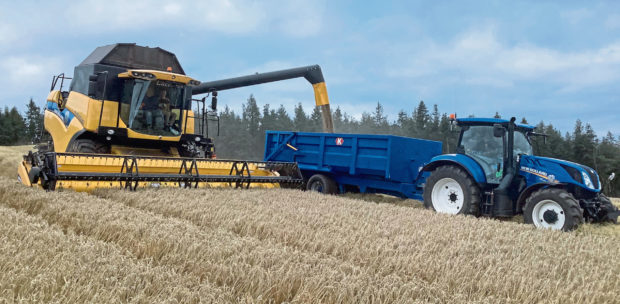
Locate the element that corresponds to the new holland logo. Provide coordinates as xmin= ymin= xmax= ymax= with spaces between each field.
xmin=520 ymin=166 xmax=557 ymax=183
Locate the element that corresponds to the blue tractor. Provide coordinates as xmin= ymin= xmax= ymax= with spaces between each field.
xmin=423 ymin=117 xmax=619 ymax=231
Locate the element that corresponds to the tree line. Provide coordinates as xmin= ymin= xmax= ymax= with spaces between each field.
xmin=1 ymin=96 xmax=618 ymax=195
xmin=0 ymin=99 xmax=43 ymax=146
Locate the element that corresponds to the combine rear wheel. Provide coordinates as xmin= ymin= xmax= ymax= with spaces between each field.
xmin=424 ymin=166 xmax=480 ymax=215
xmin=524 ymin=188 xmax=583 ymax=231
xmin=306 ymin=174 xmax=338 ymax=195
xmin=68 ymin=139 xmax=110 ymax=154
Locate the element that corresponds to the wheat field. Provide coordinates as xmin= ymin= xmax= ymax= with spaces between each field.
xmin=1 ymin=145 xmax=619 ymax=303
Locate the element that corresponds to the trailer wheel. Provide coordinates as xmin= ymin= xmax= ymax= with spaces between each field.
xmin=523 ymin=188 xmax=583 ymax=231
xmin=68 ymin=139 xmax=110 ymax=154
xmin=423 ymin=166 xmax=480 ymax=215
xmin=306 ymin=174 xmax=338 ymax=195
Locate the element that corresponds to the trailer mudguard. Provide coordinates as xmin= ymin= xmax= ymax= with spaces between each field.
xmin=422 ymin=154 xmax=487 ymax=184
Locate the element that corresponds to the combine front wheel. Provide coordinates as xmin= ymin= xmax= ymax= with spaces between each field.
xmin=524 ymin=188 xmax=583 ymax=231
xmin=68 ymin=139 xmax=109 ymax=154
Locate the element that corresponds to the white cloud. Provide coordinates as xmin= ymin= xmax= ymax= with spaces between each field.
xmin=48 ymin=0 xmax=322 ymax=37
xmin=63 ymin=0 xmax=262 ymax=33
xmin=0 ymin=55 xmax=65 ymax=107
xmin=385 ymin=27 xmax=620 ymax=92
xmin=1 ymin=56 xmax=62 ymax=84
xmin=269 ymin=0 xmax=325 ymax=37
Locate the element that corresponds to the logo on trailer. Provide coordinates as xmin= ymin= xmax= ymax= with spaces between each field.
xmin=335 ymin=137 xmax=344 ymax=145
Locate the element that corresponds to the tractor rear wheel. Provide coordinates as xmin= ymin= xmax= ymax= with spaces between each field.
xmin=68 ymin=139 xmax=110 ymax=154
xmin=306 ymin=174 xmax=338 ymax=195
xmin=524 ymin=188 xmax=583 ymax=231
xmin=424 ymin=166 xmax=480 ymax=215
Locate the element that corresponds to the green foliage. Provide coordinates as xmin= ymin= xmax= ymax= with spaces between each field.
xmin=0 ymin=106 xmax=28 ymax=145
xmin=25 ymin=98 xmax=43 ymax=143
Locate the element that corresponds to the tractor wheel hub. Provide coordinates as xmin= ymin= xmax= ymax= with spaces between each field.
xmin=543 ymin=209 xmax=559 ymax=224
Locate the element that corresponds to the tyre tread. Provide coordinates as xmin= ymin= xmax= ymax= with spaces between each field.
xmin=524 ymin=188 xmax=583 ymax=231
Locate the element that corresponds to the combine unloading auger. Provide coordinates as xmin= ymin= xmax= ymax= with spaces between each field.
xmin=17 ymin=43 xmax=331 ymax=192
xmin=191 ymin=65 xmax=334 ymax=133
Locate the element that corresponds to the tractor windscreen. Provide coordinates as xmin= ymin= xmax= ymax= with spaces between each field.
xmin=120 ymin=79 xmax=187 ymax=136
xmin=514 ymin=131 xmax=533 ymax=156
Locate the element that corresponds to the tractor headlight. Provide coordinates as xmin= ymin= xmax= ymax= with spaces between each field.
xmin=582 ymin=171 xmax=595 ymax=189
xmin=195 ymin=136 xmax=201 ymax=142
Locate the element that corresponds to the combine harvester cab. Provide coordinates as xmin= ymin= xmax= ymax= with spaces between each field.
xmin=17 ymin=43 xmax=338 ymax=191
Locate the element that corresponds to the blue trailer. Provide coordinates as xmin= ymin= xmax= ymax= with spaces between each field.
xmin=264 ymin=131 xmax=443 ymax=200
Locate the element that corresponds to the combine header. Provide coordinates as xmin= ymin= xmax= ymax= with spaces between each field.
xmin=18 ymin=43 xmax=330 ymax=191
xmin=21 ymin=151 xmax=301 ymax=191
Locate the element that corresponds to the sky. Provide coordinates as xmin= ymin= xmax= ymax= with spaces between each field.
xmin=1 ymin=0 xmax=619 ymax=137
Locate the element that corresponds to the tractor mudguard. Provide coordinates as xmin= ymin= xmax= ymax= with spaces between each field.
xmin=422 ymin=154 xmax=487 ymax=184
xmin=515 ymin=182 xmax=562 ymax=212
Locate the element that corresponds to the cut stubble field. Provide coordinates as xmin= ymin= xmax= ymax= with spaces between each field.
xmin=0 ymin=145 xmax=619 ymax=303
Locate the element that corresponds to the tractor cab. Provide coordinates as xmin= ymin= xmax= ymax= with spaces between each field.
xmin=455 ymin=118 xmax=535 ymax=184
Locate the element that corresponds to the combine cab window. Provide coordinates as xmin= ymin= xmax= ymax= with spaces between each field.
xmin=120 ymin=79 xmax=186 ymax=136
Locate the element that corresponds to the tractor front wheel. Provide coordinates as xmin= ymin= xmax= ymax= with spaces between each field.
xmin=423 ymin=166 xmax=480 ymax=215
xmin=524 ymin=188 xmax=583 ymax=231
xmin=306 ymin=174 xmax=338 ymax=195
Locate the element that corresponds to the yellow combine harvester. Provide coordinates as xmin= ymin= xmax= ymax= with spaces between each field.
xmin=18 ymin=43 xmax=334 ymax=191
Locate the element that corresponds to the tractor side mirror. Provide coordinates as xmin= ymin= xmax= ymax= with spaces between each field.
xmin=493 ymin=124 xmax=506 ymax=137
xmin=211 ymin=92 xmax=218 ymax=111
